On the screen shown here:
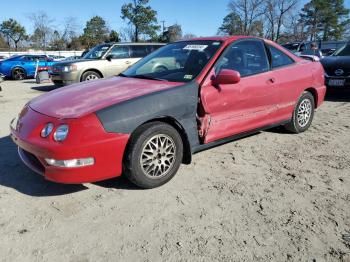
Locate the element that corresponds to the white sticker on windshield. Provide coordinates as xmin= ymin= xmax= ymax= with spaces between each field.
xmin=184 ymin=75 xmax=193 ymax=80
xmin=183 ymin=45 xmax=208 ymax=51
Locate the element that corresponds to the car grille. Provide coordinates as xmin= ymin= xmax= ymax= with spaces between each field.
xmin=325 ymin=68 xmax=350 ymax=77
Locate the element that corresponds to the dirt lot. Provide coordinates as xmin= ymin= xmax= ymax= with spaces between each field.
xmin=0 ymin=79 xmax=349 ymax=262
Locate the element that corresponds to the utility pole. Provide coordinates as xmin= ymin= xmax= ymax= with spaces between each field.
xmin=161 ymin=20 xmax=166 ymax=34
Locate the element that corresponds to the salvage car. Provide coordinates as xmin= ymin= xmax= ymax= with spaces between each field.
xmin=321 ymin=42 xmax=350 ymax=88
xmin=10 ymin=36 xmax=326 ymax=188
xmin=50 ymin=42 xmax=164 ymax=86
xmin=0 ymin=55 xmax=54 ymax=80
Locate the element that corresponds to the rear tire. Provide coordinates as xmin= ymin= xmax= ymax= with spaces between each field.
xmin=124 ymin=122 xmax=183 ymax=189
xmin=12 ymin=68 xmax=26 ymax=80
xmin=285 ymin=91 xmax=315 ymax=133
xmin=81 ymin=71 xmax=101 ymax=82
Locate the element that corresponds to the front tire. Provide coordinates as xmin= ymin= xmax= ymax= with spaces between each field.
xmin=124 ymin=122 xmax=183 ymax=189
xmin=285 ymin=91 xmax=315 ymax=133
xmin=81 ymin=71 xmax=101 ymax=82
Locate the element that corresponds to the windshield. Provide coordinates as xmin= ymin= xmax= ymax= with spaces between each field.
xmin=122 ymin=40 xmax=223 ymax=82
xmin=83 ymin=44 xmax=112 ymax=59
xmin=333 ymin=43 xmax=350 ymax=56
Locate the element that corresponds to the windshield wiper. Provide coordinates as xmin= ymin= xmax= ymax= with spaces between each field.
xmin=131 ymin=74 xmax=168 ymax=81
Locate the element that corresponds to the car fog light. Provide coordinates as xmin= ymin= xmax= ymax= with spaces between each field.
xmin=45 ymin=157 xmax=94 ymax=168
xmin=53 ymin=124 xmax=69 ymax=141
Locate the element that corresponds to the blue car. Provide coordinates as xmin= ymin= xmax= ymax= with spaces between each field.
xmin=0 ymin=55 xmax=55 ymax=80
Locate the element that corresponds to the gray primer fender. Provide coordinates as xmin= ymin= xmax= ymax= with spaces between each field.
xmin=95 ymin=82 xmax=200 ymax=151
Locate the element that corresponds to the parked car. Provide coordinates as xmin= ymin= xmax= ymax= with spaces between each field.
xmin=319 ymin=41 xmax=347 ymax=56
xmin=0 ymin=55 xmax=8 ymax=61
xmin=62 ymin=56 xmax=82 ymax=61
xmin=50 ymin=42 xmax=165 ymax=86
xmin=10 ymin=36 xmax=326 ymax=188
xmin=0 ymin=55 xmax=54 ymax=80
xmin=321 ymin=41 xmax=350 ymax=88
xmin=48 ymin=55 xmax=66 ymax=61
xmin=283 ymin=41 xmax=346 ymax=57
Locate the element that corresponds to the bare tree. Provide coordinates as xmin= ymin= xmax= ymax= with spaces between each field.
xmin=182 ymin=33 xmax=197 ymax=40
xmin=281 ymin=13 xmax=307 ymax=42
xmin=264 ymin=0 xmax=298 ymax=41
xmin=228 ymin=0 xmax=266 ymax=35
xmin=163 ymin=24 xmax=182 ymax=42
xmin=61 ymin=17 xmax=79 ymax=46
xmin=120 ymin=26 xmax=135 ymax=42
xmin=28 ymin=11 xmax=54 ymax=50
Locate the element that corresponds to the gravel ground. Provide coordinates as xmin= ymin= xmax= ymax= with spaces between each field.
xmin=0 ymin=79 xmax=349 ymax=262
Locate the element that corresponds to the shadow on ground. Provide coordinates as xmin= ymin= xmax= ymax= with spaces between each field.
xmin=325 ymin=88 xmax=350 ymax=102
xmin=31 ymin=85 xmax=57 ymax=92
xmin=0 ymin=136 xmax=87 ymax=197
xmin=94 ymin=176 xmax=141 ymax=190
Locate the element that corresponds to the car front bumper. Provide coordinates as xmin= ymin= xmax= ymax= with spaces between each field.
xmin=10 ymin=107 xmax=130 ymax=184
xmin=51 ymin=71 xmax=80 ymax=86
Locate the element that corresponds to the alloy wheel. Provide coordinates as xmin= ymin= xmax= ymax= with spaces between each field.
xmin=13 ymin=69 xmax=25 ymax=80
xmin=297 ymin=98 xmax=312 ymax=127
xmin=85 ymin=74 xmax=99 ymax=81
xmin=140 ymin=134 xmax=176 ymax=179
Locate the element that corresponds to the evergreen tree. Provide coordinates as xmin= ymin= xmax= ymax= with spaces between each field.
xmin=121 ymin=0 xmax=160 ymax=42
xmin=299 ymin=0 xmax=350 ymax=41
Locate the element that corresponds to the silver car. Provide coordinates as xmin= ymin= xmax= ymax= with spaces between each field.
xmin=51 ymin=43 xmax=164 ymax=86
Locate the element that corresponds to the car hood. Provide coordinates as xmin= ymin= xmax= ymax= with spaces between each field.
xmin=321 ymin=56 xmax=350 ymax=76
xmin=29 ymin=77 xmax=183 ymax=119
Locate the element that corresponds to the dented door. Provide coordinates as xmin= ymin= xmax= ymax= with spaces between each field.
xmin=199 ymin=39 xmax=280 ymax=144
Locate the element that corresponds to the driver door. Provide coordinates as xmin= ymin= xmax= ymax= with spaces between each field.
xmin=199 ymin=39 xmax=279 ymax=143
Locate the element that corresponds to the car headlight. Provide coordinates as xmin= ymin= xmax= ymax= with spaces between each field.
xmin=62 ymin=65 xmax=77 ymax=72
xmin=53 ymin=124 xmax=69 ymax=141
xmin=41 ymin=123 xmax=54 ymax=137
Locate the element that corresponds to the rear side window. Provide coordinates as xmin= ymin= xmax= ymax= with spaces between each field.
xmin=24 ymin=56 xmax=35 ymax=61
xmin=268 ymin=45 xmax=295 ymax=68
xmin=130 ymin=45 xmax=148 ymax=58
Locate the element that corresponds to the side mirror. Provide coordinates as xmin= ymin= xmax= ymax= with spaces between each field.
xmin=106 ymin=54 xmax=114 ymax=61
xmin=212 ymin=69 xmax=241 ymax=86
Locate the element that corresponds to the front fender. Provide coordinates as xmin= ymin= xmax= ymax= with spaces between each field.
xmin=96 ymin=82 xmax=200 ymax=150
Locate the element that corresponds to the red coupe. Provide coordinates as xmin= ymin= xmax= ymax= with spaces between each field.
xmin=10 ymin=36 xmax=326 ymax=188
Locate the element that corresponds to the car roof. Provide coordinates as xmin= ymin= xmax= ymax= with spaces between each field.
xmin=179 ymin=35 xmax=260 ymax=42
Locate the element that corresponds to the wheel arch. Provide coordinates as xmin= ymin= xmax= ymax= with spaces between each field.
xmin=11 ymin=66 xmax=27 ymax=76
xmin=304 ymin=87 xmax=318 ymax=108
xmin=128 ymin=116 xmax=192 ymax=165
xmin=80 ymin=69 xmax=104 ymax=81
